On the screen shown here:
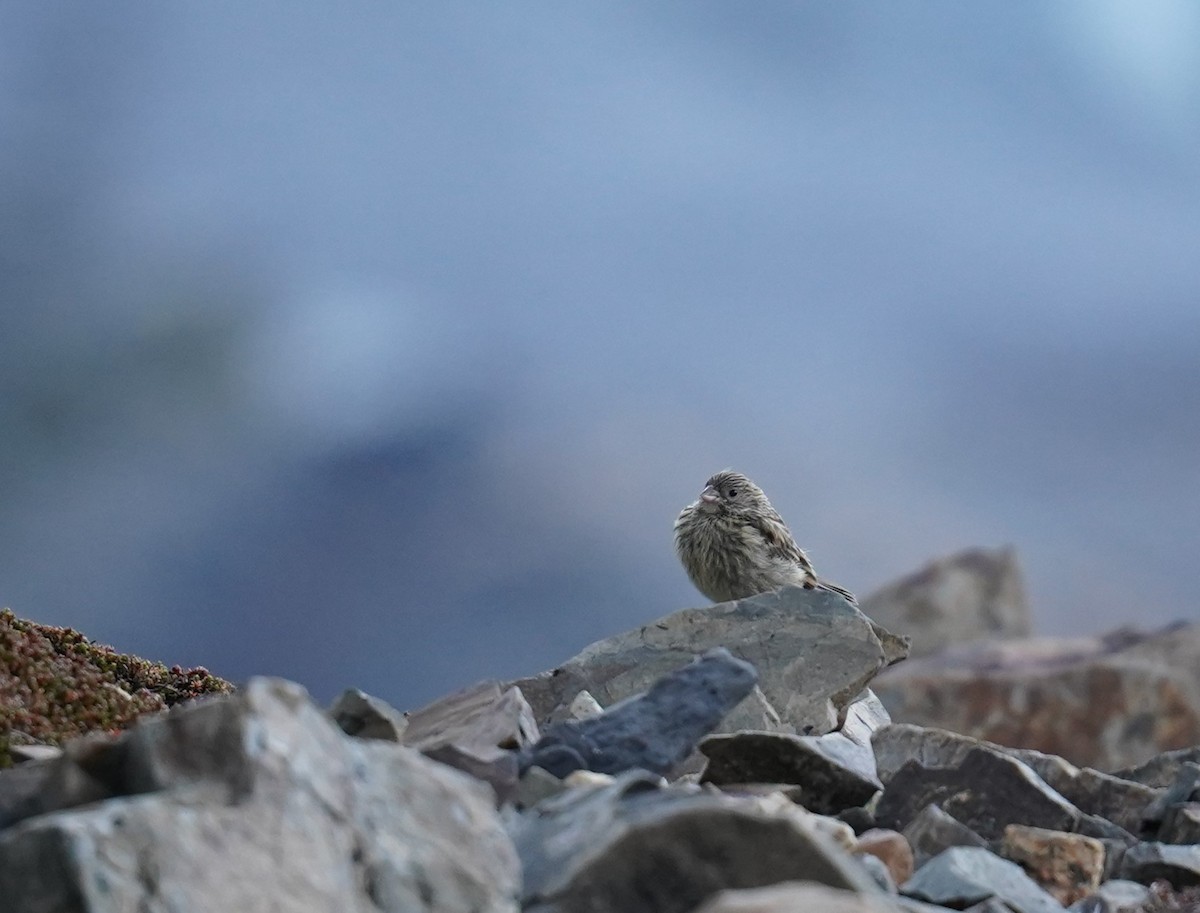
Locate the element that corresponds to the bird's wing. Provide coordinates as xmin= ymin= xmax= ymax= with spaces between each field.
xmin=746 ymin=509 xmax=817 ymax=576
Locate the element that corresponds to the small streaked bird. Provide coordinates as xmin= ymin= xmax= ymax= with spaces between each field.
xmin=674 ymin=469 xmax=854 ymax=604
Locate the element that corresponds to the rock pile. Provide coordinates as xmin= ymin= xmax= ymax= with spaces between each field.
xmin=2 ymin=565 xmax=1200 ymax=911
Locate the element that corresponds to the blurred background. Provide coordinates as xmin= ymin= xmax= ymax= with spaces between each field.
xmin=2 ymin=2 xmax=1198 ymax=709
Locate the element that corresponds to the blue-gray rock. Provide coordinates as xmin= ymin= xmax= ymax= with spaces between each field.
xmin=901 ymin=847 xmax=1064 ymax=913
xmin=1118 ymin=840 xmax=1200 ymax=887
xmin=699 ymin=729 xmax=881 ymax=815
xmin=521 ymin=648 xmax=758 ymax=777
xmin=508 ymin=769 xmax=884 ymax=913
xmin=1066 ymin=879 xmax=1151 ymax=913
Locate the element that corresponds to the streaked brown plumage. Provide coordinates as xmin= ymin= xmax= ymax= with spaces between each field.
xmin=673 ymin=470 xmax=854 ymax=604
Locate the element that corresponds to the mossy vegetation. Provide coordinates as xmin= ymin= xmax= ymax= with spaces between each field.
xmin=0 ymin=608 xmax=233 ymax=767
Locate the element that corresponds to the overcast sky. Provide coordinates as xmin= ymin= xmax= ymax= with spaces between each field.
xmin=2 ymin=2 xmax=1198 ymax=707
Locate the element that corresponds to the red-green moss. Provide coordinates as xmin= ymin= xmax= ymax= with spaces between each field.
xmin=0 ymin=608 xmax=233 ymax=767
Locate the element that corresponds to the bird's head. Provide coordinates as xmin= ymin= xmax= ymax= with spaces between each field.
xmin=696 ymin=470 xmax=768 ymax=517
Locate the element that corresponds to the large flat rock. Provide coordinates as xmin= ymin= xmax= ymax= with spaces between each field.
xmin=512 ymin=585 xmax=908 ymax=737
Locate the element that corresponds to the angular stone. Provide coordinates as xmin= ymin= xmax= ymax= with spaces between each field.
xmin=1160 ymin=802 xmax=1200 ymax=844
xmin=1065 ymin=879 xmax=1150 ymax=912
xmin=1001 ymin=825 xmax=1104 ymax=906
xmin=901 ymin=804 xmax=989 ymax=868
xmin=328 ymin=687 xmax=408 ymax=741
xmin=860 ymin=546 xmax=1030 ymax=659
xmin=1118 ymin=841 xmax=1200 ymax=887
xmin=509 ymin=770 xmax=884 ymax=913
xmin=9 ymin=744 xmax=63 ymax=764
xmin=872 ymin=624 xmax=1200 ymax=772
xmin=522 ymin=648 xmax=757 ymax=778
xmin=512 ymin=586 xmax=907 ymax=738
xmin=901 ymin=847 xmax=1064 ymax=913
xmin=1115 ymin=744 xmax=1200 ymax=788
xmin=858 ymin=853 xmax=899 ymax=893
xmin=0 ymin=678 xmax=521 ymax=913
xmin=1141 ymin=762 xmax=1200 ymax=830
xmin=877 ymin=746 xmax=1080 ymax=840
xmin=873 ymin=725 xmax=1134 ymax=842
xmin=403 ymin=680 xmax=540 ymax=756
xmin=1006 ymin=747 xmax=1162 ymax=835
xmin=692 ymin=882 xmax=906 ymax=913
xmin=856 ymin=829 xmax=915 ymax=886
xmin=699 ymin=730 xmax=881 ymax=815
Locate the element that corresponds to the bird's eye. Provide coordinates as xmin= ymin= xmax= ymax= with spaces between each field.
xmin=727 ymin=488 xmax=738 ymax=498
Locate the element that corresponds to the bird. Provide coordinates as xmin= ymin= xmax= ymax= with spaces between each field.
xmin=673 ymin=469 xmax=854 ymax=605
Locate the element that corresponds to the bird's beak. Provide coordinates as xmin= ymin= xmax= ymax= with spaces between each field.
xmin=700 ymin=485 xmax=719 ymax=503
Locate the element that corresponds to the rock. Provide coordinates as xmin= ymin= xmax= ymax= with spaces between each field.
xmin=872 ymin=624 xmax=1200 ymax=771
xmin=8 ymin=744 xmax=63 ymax=764
xmin=900 ymin=846 xmax=1065 ymax=913
xmin=512 ymin=585 xmax=908 ymax=738
xmin=1117 ymin=841 xmax=1200 ymax=887
xmin=873 ymin=725 xmax=1134 ymax=842
xmin=1140 ymin=762 xmax=1200 ymax=831
xmin=398 ymin=680 xmax=540 ymax=800
xmin=403 ymin=679 xmax=540 ymax=756
xmin=521 ymin=648 xmax=757 ymax=778
xmin=1159 ymin=802 xmax=1200 ymax=844
xmin=856 ymin=828 xmax=915 ymax=886
xmin=512 ymin=765 xmax=566 ymax=810
xmin=1000 ymin=825 xmax=1104 ymax=906
xmin=858 ymin=853 xmax=899 ymax=893
xmin=508 ymin=769 xmax=884 ymax=913
xmin=1005 ymin=748 xmax=1161 ymax=835
xmin=877 ymin=746 xmax=1081 ymax=841
xmin=328 ymin=687 xmax=408 ymax=741
xmin=1066 ymin=879 xmax=1150 ymax=913
xmin=699 ymin=730 xmax=881 ymax=815
xmin=860 ymin=546 xmax=1030 ymax=658
xmin=901 ymin=804 xmax=989 ymax=868
xmin=0 ymin=678 xmax=520 ymax=913
xmin=692 ymin=882 xmax=906 ymax=913
xmin=1114 ymin=744 xmax=1200 ymax=788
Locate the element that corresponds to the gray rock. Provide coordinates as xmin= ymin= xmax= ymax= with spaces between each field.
xmin=901 ymin=804 xmax=989 ymax=869
xmin=1118 ymin=840 xmax=1200 ymax=887
xmin=398 ymin=680 xmax=540 ymax=800
xmin=1066 ymin=879 xmax=1150 ymax=913
xmin=901 ymin=846 xmax=1064 ymax=913
xmin=1115 ymin=744 xmax=1200 ymax=788
xmin=329 ymin=687 xmax=408 ymax=741
xmin=877 ymin=747 xmax=1081 ymax=841
xmin=8 ymin=744 xmax=63 ymax=764
xmin=1141 ymin=761 xmax=1200 ymax=830
xmin=1159 ymin=802 xmax=1200 ymax=843
xmin=1006 ymin=747 xmax=1162 ymax=835
xmin=700 ymin=730 xmax=881 ymax=815
xmin=508 ymin=769 xmax=884 ymax=913
xmin=858 ymin=852 xmax=899 ymax=894
xmin=512 ymin=585 xmax=908 ymax=738
xmin=873 ymin=726 xmax=1134 ymax=842
xmin=403 ymin=679 xmax=540 ymax=756
xmin=521 ymin=648 xmax=757 ymax=778
xmin=0 ymin=678 xmax=520 ymax=913
xmin=860 ymin=546 xmax=1030 ymax=659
